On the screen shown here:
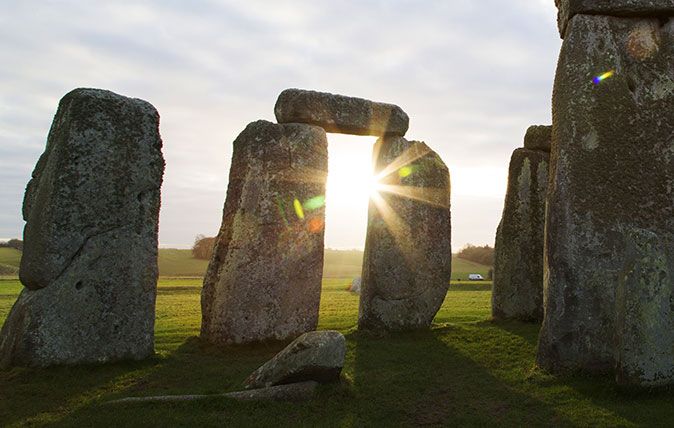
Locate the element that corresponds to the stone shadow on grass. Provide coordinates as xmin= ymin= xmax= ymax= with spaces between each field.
xmin=487 ymin=319 xmax=541 ymax=347
xmin=349 ymin=327 xmax=571 ymax=426
xmin=2 ymin=336 xmax=292 ymax=426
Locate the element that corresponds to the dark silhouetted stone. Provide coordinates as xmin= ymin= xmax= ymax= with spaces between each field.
xmin=523 ymin=125 xmax=552 ymax=152
xmin=555 ymin=0 xmax=674 ymax=37
xmin=201 ymin=120 xmax=328 ymax=345
xmin=0 ymin=88 xmax=164 ymax=368
xmin=358 ymin=136 xmax=451 ymax=332
xmin=537 ymin=15 xmax=674 ymax=386
xmin=244 ymin=331 xmax=345 ymax=389
xmin=274 ymin=88 xmax=409 ymax=136
xmin=492 ymin=146 xmax=549 ymax=322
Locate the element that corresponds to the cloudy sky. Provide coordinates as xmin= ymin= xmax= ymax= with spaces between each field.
xmin=0 ymin=0 xmax=560 ymax=250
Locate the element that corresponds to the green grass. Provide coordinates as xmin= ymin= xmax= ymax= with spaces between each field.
xmin=1 ymin=278 xmax=672 ymax=427
xmin=0 ymin=248 xmax=21 ymax=267
xmin=157 ymin=249 xmax=210 ymax=277
xmin=0 ymin=248 xmax=21 ymax=276
xmin=2 ymin=248 xmax=490 ymax=281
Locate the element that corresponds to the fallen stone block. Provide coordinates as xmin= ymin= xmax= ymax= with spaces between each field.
xmin=105 ymin=381 xmax=318 ymax=405
xmin=244 ymin=331 xmax=345 ymax=389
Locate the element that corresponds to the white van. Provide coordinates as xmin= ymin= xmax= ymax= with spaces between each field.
xmin=468 ymin=274 xmax=484 ymax=281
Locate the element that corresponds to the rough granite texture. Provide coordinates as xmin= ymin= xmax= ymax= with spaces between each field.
xmin=523 ymin=125 xmax=552 ymax=152
xmin=537 ymin=15 xmax=674 ymax=387
xmin=274 ymin=88 xmax=409 ymax=136
xmin=492 ymin=147 xmax=549 ymax=322
xmin=200 ymin=120 xmax=328 ymax=345
xmin=0 ymin=88 xmax=164 ymax=368
xmin=244 ymin=331 xmax=345 ymax=389
xmin=358 ymin=136 xmax=451 ymax=332
xmin=555 ymin=0 xmax=674 ymax=37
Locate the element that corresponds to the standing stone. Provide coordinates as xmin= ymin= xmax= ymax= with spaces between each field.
xmin=359 ymin=136 xmax=451 ymax=332
xmin=537 ymin=14 xmax=674 ymax=386
xmin=274 ymin=88 xmax=409 ymax=136
xmin=201 ymin=120 xmax=328 ymax=345
xmin=0 ymin=88 xmax=164 ymax=368
xmin=493 ymin=127 xmax=550 ymax=322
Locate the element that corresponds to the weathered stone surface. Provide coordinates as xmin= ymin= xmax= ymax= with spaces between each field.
xmin=537 ymin=15 xmax=674 ymax=385
xmin=615 ymin=230 xmax=674 ymax=387
xmin=523 ymin=125 xmax=552 ymax=152
xmin=555 ymin=0 xmax=674 ymax=38
xmin=201 ymin=120 xmax=328 ymax=345
xmin=106 ymin=381 xmax=319 ymax=404
xmin=274 ymin=88 xmax=409 ymax=136
xmin=0 ymin=88 xmax=164 ymax=368
xmin=358 ymin=136 xmax=451 ymax=332
xmin=492 ymin=147 xmax=549 ymax=322
xmin=244 ymin=331 xmax=345 ymax=389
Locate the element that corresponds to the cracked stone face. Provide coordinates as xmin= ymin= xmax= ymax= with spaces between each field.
xmin=358 ymin=136 xmax=451 ymax=332
xmin=492 ymin=146 xmax=549 ymax=322
xmin=200 ymin=120 xmax=328 ymax=345
xmin=537 ymin=15 xmax=674 ymax=386
xmin=0 ymin=88 xmax=164 ymax=368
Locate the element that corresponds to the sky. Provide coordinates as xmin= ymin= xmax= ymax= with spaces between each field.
xmin=0 ymin=0 xmax=561 ymax=250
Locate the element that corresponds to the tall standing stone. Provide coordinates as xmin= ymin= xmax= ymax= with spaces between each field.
xmin=493 ymin=126 xmax=550 ymax=322
xmin=538 ymin=13 xmax=674 ymax=386
xmin=359 ymin=136 xmax=451 ymax=332
xmin=201 ymin=120 xmax=328 ymax=345
xmin=0 ymin=88 xmax=164 ymax=368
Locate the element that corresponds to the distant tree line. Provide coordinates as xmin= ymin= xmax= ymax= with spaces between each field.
xmin=192 ymin=235 xmax=216 ymax=260
xmin=457 ymin=244 xmax=494 ymax=266
xmin=0 ymin=239 xmax=23 ymax=251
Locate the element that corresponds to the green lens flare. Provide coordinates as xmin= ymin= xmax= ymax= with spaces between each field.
xmin=303 ymin=195 xmax=325 ymax=211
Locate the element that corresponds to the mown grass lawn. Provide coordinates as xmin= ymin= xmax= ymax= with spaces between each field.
xmin=0 ymin=278 xmax=672 ymax=427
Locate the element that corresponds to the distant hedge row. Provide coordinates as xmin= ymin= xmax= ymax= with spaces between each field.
xmin=457 ymin=244 xmax=494 ymax=266
xmin=0 ymin=239 xmax=22 ymax=251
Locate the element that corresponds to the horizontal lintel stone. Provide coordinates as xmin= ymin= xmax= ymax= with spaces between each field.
xmin=274 ymin=88 xmax=409 ymax=136
xmin=556 ymin=0 xmax=674 ymax=38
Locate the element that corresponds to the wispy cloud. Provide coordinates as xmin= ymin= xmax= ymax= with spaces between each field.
xmin=0 ymin=0 xmax=560 ymax=249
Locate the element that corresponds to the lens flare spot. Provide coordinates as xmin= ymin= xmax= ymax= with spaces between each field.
xmin=593 ymin=70 xmax=614 ymax=85
xmin=293 ymin=198 xmax=304 ymax=219
xmin=303 ymin=195 xmax=325 ymax=211
xmin=308 ymin=217 xmax=324 ymax=233
xmin=398 ymin=166 xmax=413 ymax=178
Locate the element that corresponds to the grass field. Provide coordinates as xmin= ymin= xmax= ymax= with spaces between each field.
xmin=1 ymin=278 xmax=672 ymax=427
xmin=0 ymin=248 xmax=21 ymax=276
xmin=0 ymin=247 xmax=490 ymax=281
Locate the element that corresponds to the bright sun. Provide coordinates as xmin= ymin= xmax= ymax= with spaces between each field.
xmin=323 ymin=135 xmax=379 ymax=248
